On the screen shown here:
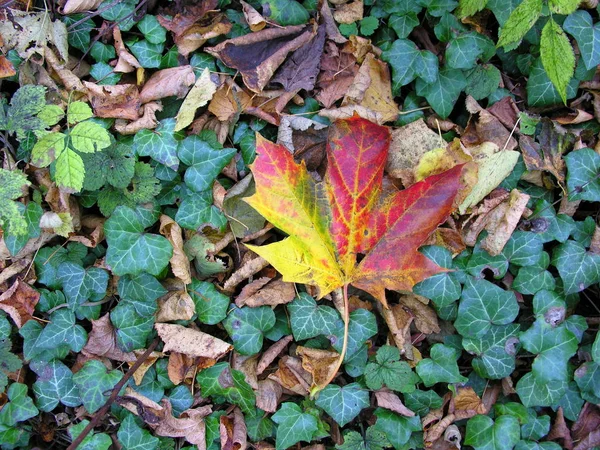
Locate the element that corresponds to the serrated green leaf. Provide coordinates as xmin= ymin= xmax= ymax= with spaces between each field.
xmin=105 ymin=205 xmax=173 ymax=276
xmin=337 ymin=427 xmax=389 ymax=450
xmin=118 ymin=413 xmax=159 ymax=450
xmin=463 ymin=324 xmax=519 ymax=379
xmin=179 ymin=135 xmax=236 ymax=193
xmin=37 ymin=104 xmax=64 ymax=127
xmin=364 ymin=345 xmax=420 ymax=392
xmin=188 ymin=279 xmax=230 ymax=325
xmin=315 ymin=383 xmax=369 ymax=427
xmin=403 ymin=390 xmax=443 ymax=416
xmin=0 ymin=383 xmax=38 ymax=426
xmin=69 ymin=121 xmax=111 ymax=153
xmin=111 ymin=302 xmax=154 ymax=352
xmin=564 ymin=10 xmax=600 ymax=71
xmin=197 ymin=363 xmax=256 ymax=413
xmin=272 ymin=402 xmax=319 ymax=450
xmin=137 ymin=15 xmax=166 ymax=45
xmin=552 ymin=240 xmax=600 ymax=294
xmin=0 ymin=169 xmax=32 ymax=236
xmin=457 ymin=0 xmax=488 ymax=18
xmin=31 ymin=360 xmax=81 ymax=412
xmin=67 ymin=101 xmax=93 ymax=125
xmin=31 ymin=132 xmax=66 ymax=167
xmin=516 ymin=372 xmax=568 ymax=407
xmin=497 ymin=0 xmax=542 ymax=48
xmin=1 ymin=85 xmax=47 ymax=139
xmin=73 ymin=360 xmax=123 ymax=413
xmin=223 ymin=305 xmax=276 ymax=355
xmin=548 ymin=0 xmax=579 ymax=14
xmin=373 ymin=408 xmax=421 ymax=449
xmin=415 ymin=68 xmax=467 ymax=118
xmin=565 ymin=148 xmax=600 ymax=202
xmin=288 ymin=293 xmax=342 ymax=340
xmin=540 ymin=19 xmax=575 ymax=105
xmin=37 ymin=309 xmax=87 ymax=353
xmin=416 ymin=343 xmax=468 ymax=387
xmin=118 ymin=273 xmax=167 ymax=317
xmin=332 ymin=309 xmax=377 ymax=362
xmin=465 ymin=415 xmax=520 ymax=450
xmin=82 ymin=144 xmax=136 ymax=191
xmin=455 ymin=278 xmax=519 ymax=339
xmin=68 ymin=420 xmax=112 ymax=450
xmin=55 ymin=147 xmax=86 ymax=191
xmin=134 ymin=119 xmax=179 ymax=170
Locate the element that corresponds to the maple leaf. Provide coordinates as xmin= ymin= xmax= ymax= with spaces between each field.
xmin=245 ymin=115 xmax=463 ymax=390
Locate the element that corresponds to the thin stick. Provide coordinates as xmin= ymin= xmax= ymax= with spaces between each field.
xmin=66 ymin=337 xmax=160 ymax=450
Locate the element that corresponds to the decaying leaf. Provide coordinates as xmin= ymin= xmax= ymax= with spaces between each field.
xmin=375 ymin=391 xmax=416 ymax=417
xmin=235 ymin=277 xmax=296 ymax=307
xmin=333 ymin=0 xmax=363 ymax=24
xmin=463 ymin=97 xmax=518 ymax=151
xmin=113 ymin=27 xmax=141 ymax=73
xmin=60 ymin=0 xmax=103 ymax=14
xmin=83 ymin=82 xmax=141 ymax=121
xmin=241 ymin=0 xmax=266 ymax=31
xmin=220 ymin=408 xmax=247 ymax=450
xmin=114 ymin=102 xmax=162 ymax=135
xmin=140 ymin=66 xmax=196 ymax=104
xmin=268 ymin=356 xmax=312 ymax=395
xmin=296 ymin=346 xmax=341 ymax=391
xmin=159 ymin=215 xmax=192 ymax=285
xmin=208 ymin=79 xmax=253 ymax=122
xmin=398 ymin=294 xmax=441 ymax=335
xmin=257 ymin=335 xmax=294 ymax=375
xmin=156 ymin=291 xmax=196 ymax=322
xmin=155 ymin=323 xmax=232 ymax=359
xmin=0 ymin=279 xmax=39 ymax=328
xmin=256 ymin=379 xmax=283 ymax=413
xmin=82 ymin=314 xmax=136 ymax=362
xmin=175 ymin=68 xmax=218 ymax=132
xmin=316 ymin=41 xmax=359 ymax=108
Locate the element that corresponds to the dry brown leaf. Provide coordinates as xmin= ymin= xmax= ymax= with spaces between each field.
xmin=236 ymin=278 xmax=296 ymax=308
xmin=0 ymin=55 xmax=16 ymax=79
xmin=450 ymin=386 xmax=486 ymax=419
xmin=256 ymin=379 xmax=283 ymax=413
xmin=316 ymin=41 xmax=359 ymax=108
xmin=319 ymin=0 xmax=347 ymax=44
xmin=257 ymin=335 xmax=293 ymax=375
xmin=333 ymin=0 xmax=363 ymax=23
xmin=375 ymin=391 xmax=415 ymax=417
xmin=548 ymin=408 xmax=574 ymax=450
xmin=319 ymin=105 xmax=384 ymax=124
xmin=463 ymin=97 xmax=517 ymax=151
xmin=423 ymin=228 xmax=466 ymax=256
xmin=241 ymin=0 xmax=266 ymax=31
xmin=399 ymin=295 xmax=441 ymax=335
xmin=380 ymin=303 xmax=414 ymax=358
xmin=208 ymin=79 xmax=253 ymax=122
xmin=83 ymin=82 xmax=140 ymax=121
xmin=140 ymin=66 xmax=196 ymax=104
xmin=155 ymin=323 xmax=232 ymax=359
xmin=296 ymin=346 xmax=340 ymax=392
xmin=206 ymin=24 xmax=316 ymax=92
xmin=0 ymin=279 xmax=39 ymax=328
xmin=156 ymin=291 xmax=196 ymax=323
xmin=268 ymin=356 xmax=312 ymax=395
xmin=167 ymin=352 xmax=215 ymax=385
xmin=223 ymin=256 xmax=270 ymax=293
xmin=232 ymin=352 xmax=259 ymax=389
xmin=152 ymin=400 xmax=211 ymax=447
xmin=220 ymin=408 xmax=247 ymax=450
xmin=487 ymin=96 xmax=520 ymax=131
xmin=113 ymin=26 xmax=141 ymax=73
xmin=130 ymin=350 xmax=162 ymax=386
xmin=341 ymin=53 xmax=399 ymax=123
xmin=61 ymin=0 xmax=103 ymax=14
xmin=573 ymin=403 xmax=600 ymax=447
xmin=82 ymin=314 xmax=136 ymax=362
xmin=44 ymin=46 xmax=86 ymax=93
xmin=347 ymin=35 xmax=382 ymax=63
xmin=68 ymin=215 xmax=105 ymax=248
xmin=159 ymin=215 xmax=192 ymax=285
xmin=114 ymin=102 xmax=162 ymax=135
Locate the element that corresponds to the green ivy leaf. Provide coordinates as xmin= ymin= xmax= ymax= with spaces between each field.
xmin=189 ymin=279 xmax=230 ymax=325
xmin=416 ymin=343 xmax=468 ymax=386
xmin=364 ymin=345 xmax=420 ymax=392
xmin=373 ymin=409 xmax=421 ymax=449
xmin=179 ymin=135 xmax=236 ymax=193
xmin=337 ymin=426 xmax=389 ymax=450
xmin=497 ymin=0 xmax=542 ymax=48
xmin=118 ymin=413 xmax=159 ymax=450
xmin=0 ymin=340 xmax=22 ymax=392
xmin=110 ymin=302 xmax=155 ymax=352
xmin=540 ymin=19 xmax=575 ymax=105
xmin=118 ymin=273 xmax=167 ymax=317
xmin=389 ymin=13 xmax=419 ymax=39
xmin=415 ymin=68 xmax=466 ymax=118
xmin=176 ymin=189 xmax=228 ymax=231
xmin=72 ymin=360 xmax=123 ymax=413
xmin=414 ymin=246 xmax=461 ymax=308
xmin=167 ymin=385 xmax=194 ymax=416
xmin=31 ymin=360 xmax=81 ymax=412
xmin=0 ymin=383 xmax=38 ymax=426
xmin=105 ymin=205 xmax=173 ymax=276
xmin=552 ymin=240 xmax=600 ymax=294
xmin=403 ymin=390 xmax=443 ymax=416
xmin=19 ymin=320 xmax=70 ymax=363
xmin=57 ymin=262 xmax=108 ymax=308
xmin=90 ymin=41 xmax=116 ymax=63
xmin=332 ymin=309 xmax=378 ymax=362
xmin=196 ymin=363 xmax=256 ymax=413
xmin=564 ymin=10 xmax=600 ymax=71
xmin=455 ymin=278 xmax=519 ymax=339
xmin=463 ymin=324 xmax=519 ymax=379
xmin=127 ymin=40 xmax=163 ymax=68
xmin=136 ymin=15 xmax=166 ymax=45
xmin=82 ymin=144 xmax=136 ymax=191
xmin=68 ymin=420 xmax=112 ymax=450
xmin=37 ymin=309 xmax=88 ymax=353
xmin=565 ymin=148 xmax=600 ymax=202
xmin=574 ymin=361 xmax=600 ymax=403
xmin=465 ymin=415 xmax=521 ymax=450
xmin=272 ymin=402 xmax=319 ymax=450
xmin=246 ymin=408 xmax=276 ymax=441
xmin=134 ymin=119 xmax=180 ymax=170
xmin=465 ymin=64 xmax=501 ymax=100
xmin=288 ymin=293 xmax=342 ymax=340
xmin=502 ymin=231 xmax=543 ymax=266
xmin=223 ymin=305 xmax=276 ymax=355
xmin=446 ymin=32 xmax=492 ymax=69
xmin=521 ymin=411 xmax=550 ymax=441
xmin=261 ymin=0 xmax=310 ymax=26
xmin=516 ymin=372 xmax=568 ymax=407
xmin=513 ymin=267 xmax=555 ymax=295
xmin=315 ymin=383 xmax=369 ymax=427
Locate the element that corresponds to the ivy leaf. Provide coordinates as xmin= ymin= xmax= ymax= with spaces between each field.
xmin=373 ymin=409 xmax=421 ymax=449
xmin=564 ymin=10 xmax=600 ymax=71
xmin=389 ymin=13 xmax=419 ymax=39
xmin=127 ymin=40 xmax=163 ymax=68
xmin=331 ymin=309 xmax=378 ymax=361
xmin=0 ymin=340 xmax=22 ymax=391
xmin=117 ymin=413 xmax=159 ymax=450
xmin=465 ymin=64 xmax=502 ymax=100
xmin=57 ymin=262 xmax=108 ymax=308
xmin=416 ymin=343 xmax=468 ymax=386
xmin=574 ymin=362 xmax=600 ymax=403
xmin=179 ymin=135 xmax=236 ymax=192
xmin=315 ymin=383 xmax=370 ymax=427
xmin=136 ymin=15 xmax=166 ymax=45
xmin=72 ymin=360 xmax=123 ymax=413
xmin=497 ymin=0 xmax=542 ymax=49
xmin=223 ymin=305 xmax=276 ymax=355
xmin=463 ymin=324 xmax=519 ymax=379
xmin=118 ymin=273 xmax=167 ymax=317
xmin=527 ymin=58 xmax=578 ymax=107
xmin=415 ymin=68 xmax=467 ymax=118
xmin=288 ymin=293 xmax=342 ymax=340
xmin=364 ymin=345 xmax=420 ymax=393
xmin=403 ymin=390 xmax=443 ymax=416
xmin=82 ymin=144 xmax=136 ymax=191
xmin=446 ymin=32 xmax=493 ymax=69
xmin=37 ymin=309 xmax=88 ymax=353
xmin=261 ymin=0 xmax=309 ymax=26
xmin=552 ymin=240 xmax=600 ymax=294
xmin=134 ymin=119 xmax=180 ymax=170
xmin=188 ymin=279 xmax=230 ymax=325
xmin=513 ymin=267 xmax=555 ymax=295
xmin=0 ymin=383 xmax=38 ymax=426
xmin=521 ymin=412 xmax=551 ymax=441
xmin=19 ymin=320 xmax=70 ymax=363
xmin=516 ymin=372 xmax=568 ymax=407
xmin=31 ymin=360 xmax=81 ymax=412
xmin=196 ymin=362 xmax=256 ymax=413
xmin=540 ymin=19 xmax=575 ymax=105
xmin=68 ymin=420 xmax=112 ymax=450
xmin=105 ymin=205 xmax=173 ymax=276
xmin=502 ymin=231 xmax=544 ymax=267
xmin=413 ymin=246 xmax=461 ymax=308
xmin=110 ymin=302 xmax=154 ymax=351
xmin=176 ymin=189 xmax=228 ymax=231
xmin=337 ymin=427 xmax=389 ymax=450
xmin=272 ymin=402 xmax=319 ymax=450
xmin=565 ymin=148 xmax=600 ymax=202
xmin=455 ymin=278 xmax=519 ymax=339
xmin=464 ymin=415 xmax=521 ymax=450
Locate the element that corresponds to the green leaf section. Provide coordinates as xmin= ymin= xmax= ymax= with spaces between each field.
xmin=0 ymin=168 xmax=31 ymax=236
xmin=223 ymin=305 xmax=276 ymax=355
xmin=288 ymin=293 xmax=342 ymax=340
xmin=72 ymin=360 xmax=123 ymax=413
xmin=196 ymin=362 xmax=255 ymax=413
xmin=465 ymin=415 xmax=521 ymax=450
xmin=315 ymin=383 xmax=369 ymax=427
xmin=416 ymin=343 xmax=468 ymax=386
xmin=540 ymin=18 xmax=575 ymax=104
xmin=364 ymin=346 xmax=420 ymax=392
xmin=272 ymin=402 xmax=319 ymax=450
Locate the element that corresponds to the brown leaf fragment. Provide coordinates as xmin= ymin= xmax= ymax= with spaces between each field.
xmin=236 ymin=278 xmax=296 ymax=308
xmin=296 ymin=346 xmax=340 ymax=392
xmin=208 ymin=78 xmax=253 ymax=122
xmin=140 ymin=66 xmax=196 ymax=104
xmin=553 ymin=108 xmax=594 ymax=125
xmin=347 ymin=35 xmax=382 ymax=63
xmin=0 ymin=55 xmax=16 ymax=79
xmin=159 ymin=215 xmax=192 ymax=285
xmin=487 ymin=96 xmax=519 ymax=131
xmin=155 ymin=323 xmax=232 ymax=359
xmin=113 ymin=26 xmax=141 ymax=73
xmin=548 ymin=407 xmax=574 ymax=450
xmin=151 ymin=400 xmax=211 ymax=448
xmin=319 ymin=104 xmax=384 ymax=124
xmin=380 ymin=303 xmax=414 ymax=359
xmin=129 ymin=351 xmax=162 ymax=386
xmin=82 ymin=314 xmax=136 ymax=362
xmin=271 ymin=24 xmax=326 ymax=93
xmin=83 ymin=82 xmax=141 ymax=121
xmin=44 ymin=46 xmax=86 ymax=93
xmin=256 ymin=379 xmax=283 ymax=413
xmin=575 ymin=430 xmax=600 ymax=450
xmin=319 ymin=0 xmax=347 ymax=44
xmin=375 ymin=391 xmax=415 ymax=417
xmin=0 ymin=279 xmax=39 ymax=328
xmin=156 ymin=291 xmax=196 ymax=323
xmin=241 ymin=0 xmax=266 ymax=31
xmin=223 ymin=256 xmax=270 ymax=293
xmin=68 ymin=215 xmax=105 ymax=248
xmin=167 ymin=352 xmax=215 ymax=385
xmin=268 ymin=356 xmax=312 ymax=395
xmin=450 ymin=386 xmax=486 ymax=420
xmin=316 ymin=41 xmax=359 ymax=108
xmin=333 ymin=0 xmax=363 ymax=23
xmin=220 ymin=408 xmax=247 ymax=450
xmin=114 ymin=102 xmax=162 ymax=135
xmin=60 ymin=0 xmax=103 ymax=14
xmin=232 ymin=352 xmax=259 ymax=389
xmin=206 ymin=24 xmax=317 ymax=93
xmin=423 ymin=227 xmax=466 ymax=256
xmin=573 ymin=403 xmax=600 ymax=446
xmin=462 ymin=97 xmax=517 ymax=151
xmin=257 ymin=336 xmax=293 ymax=375
xmin=398 ymin=295 xmax=441 ymax=335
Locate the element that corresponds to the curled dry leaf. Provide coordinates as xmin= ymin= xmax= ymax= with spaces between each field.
xmin=256 ymin=379 xmax=283 ymax=413
xmin=241 ymin=0 xmax=266 ymax=31
xmin=83 ymin=82 xmax=141 ymax=121
xmin=68 ymin=215 xmax=105 ymax=248
xmin=206 ymin=24 xmax=317 ymax=93
xmin=463 ymin=97 xmax=517 ymax=151
xmin=0 ymin=55 xmax=16 ymax=79
xmin=316 ymin=41 xmax=359 ymax=108
xmin=60 ymin=0 xmax=103 ymax=14
xmin=0 ymin=279 xmax=40 ymax=328
xmin=232 ymin=353 xmax=259 ymax=389
xmin=155 ymin=323 xmax=232 ymax=359
xmin=257 ymin=335 xmax=294 ymax=375
xmin=236 ymin=278 xmax=296 ymax=308
xmin=130 ymin=350 xmax=162 ymax=385
xmin=220 ymin=408 xmax=247 ymax=450
xmin=113 ymin=27 xmax=141 ymax=73
xmin=320 ymin=0 xmax=348 ymax=44
xmin=44 ymin=46 xmax=86 ymax=93
xmin=268 ymin=356 xmax=312 ymax=395
xmin=159 ymin=215 xmax=192 ymax=285
xmin=82 ymin=314 xmax=136 ymax=362
xmin=208 ymin=78 xmax=253 ymax=122
xmin=380 ymin=303 xmax=414 ymax=359
xmin=156 ymin=291 xmax=196 ymax=322
xmin=114 ymin=102 xmax=162 ymax=135
xmin=150 ymin=400 xmax=211 ymax=448
xmin=168 ymin=352 xmax=216 ymax=385
xmin=375 ymin=391 xmax=415 ymax=417
xmin=175 ymin=68 xmax=218 ymax=132
xmin=333 ymin=0 xmax=363 ymax=23
xmin=296 ymin=346 xmax=340 ymax=391
xmin=140 ymin=66 xmax=196 ymax=104
xmin=398 ymin=294 xmax=441 ymax=335
xmin=223 ymin=256 xmax=270 ymax=293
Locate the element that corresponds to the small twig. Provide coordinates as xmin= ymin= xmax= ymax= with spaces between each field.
xmin=66 ymin=337 xmax=160 ymax=450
